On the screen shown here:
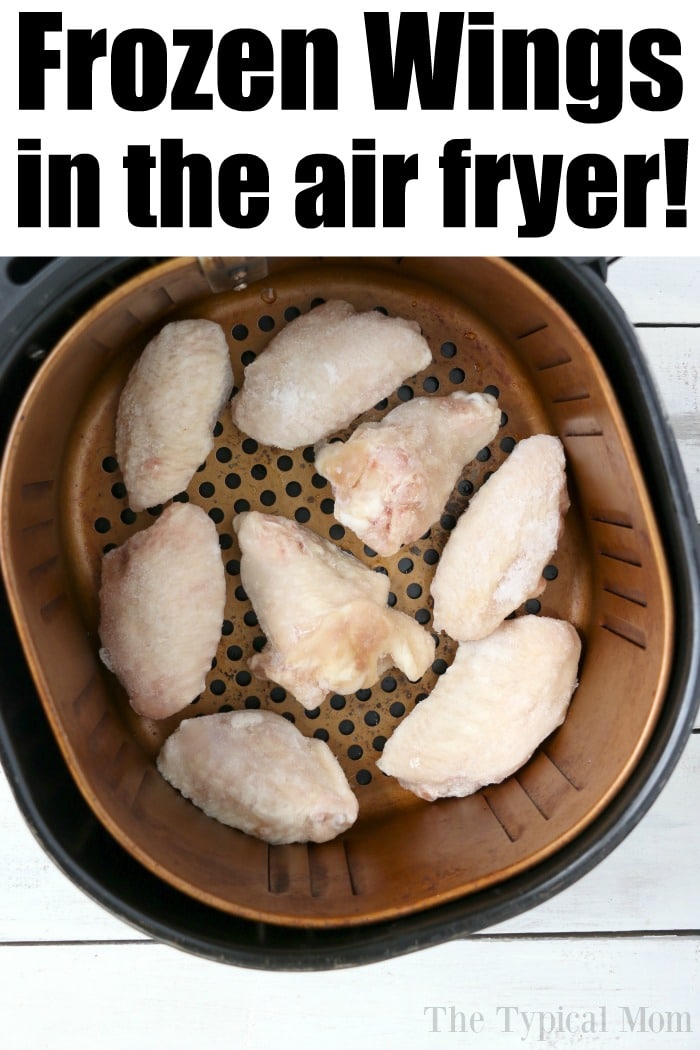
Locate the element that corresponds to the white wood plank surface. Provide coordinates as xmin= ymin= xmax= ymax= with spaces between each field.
xmin=635 ymin=326 xmax=700 ymax=512
xmin=607 ymin=257 xmax=700 ymax=325
xmin=0 ymin=256 xmax=698 ymax=1046
xmin=1 ymin=937 xmax=698 ymax=1050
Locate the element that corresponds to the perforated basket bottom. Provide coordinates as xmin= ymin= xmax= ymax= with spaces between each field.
xmin=61 ymin=266 xmax=590 ymax=821
xmin=2 ymin=258 xmax=671 ymax=926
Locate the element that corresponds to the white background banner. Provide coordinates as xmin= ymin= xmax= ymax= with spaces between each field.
xmin=1 ymin=0 xmax=697 ymax=254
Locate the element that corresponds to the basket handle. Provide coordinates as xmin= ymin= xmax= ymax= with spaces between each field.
xmin=569 ymin=257 xmax=621 ymax=283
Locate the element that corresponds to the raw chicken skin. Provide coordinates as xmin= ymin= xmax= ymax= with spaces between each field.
xmin=234 ymin=512 xmax=435 ymax=709
xmin=157 ymin=709 xmax=358 ymax=844
xmin=314 ymin=392 xmax=500 ymax=556
xmin=431 ymin=434 xmax=569 ymax=641
xmin=98 ymin=503 xmax=226 ymax=719
xmin=116 ymin=319 xmax=233 ymax=510
xmin=230 ymin=300 xmax=432 ymax=449
xmin=377 ymin=616 xmax=581 ymax=800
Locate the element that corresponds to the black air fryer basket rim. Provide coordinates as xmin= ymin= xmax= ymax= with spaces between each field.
xmin=0 ymin=255 xmax=698 ymax=971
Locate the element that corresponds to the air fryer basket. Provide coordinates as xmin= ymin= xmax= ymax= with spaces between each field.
xmin=0 ymin=257 xmax=698 ymax=968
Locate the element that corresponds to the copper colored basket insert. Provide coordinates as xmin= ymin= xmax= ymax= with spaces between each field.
xmin=0 ymin=257 xmax=673 ymax=927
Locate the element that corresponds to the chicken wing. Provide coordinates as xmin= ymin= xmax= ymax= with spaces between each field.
xmin=233 ymin=511 xmax=435 ymax=709
xmin=431 ymin=434 xmax=569 ymax=641
xmin=314 ymin=392 xmax=500 ymax=555
xmin=157 ymin=709 xmax=359 ymax=844
xmin=116 ymin=319 xmax=233 ymax=511
xmin=377 ymin=616 xmax=581 ymax=800
xmin=230 ymin=300 xmax=432 ymax=449
xmin=98 ymin=503 xmax=226 ymax=719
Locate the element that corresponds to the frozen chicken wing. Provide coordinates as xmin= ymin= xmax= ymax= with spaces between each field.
xmin=157 ymin=709 xmax=358 ymax=844
xmin=233 ymin=511 xmax=434 ymax=709
xmin=230 ymin=300 xmax=432 ymax=449
xmin=98 ymin=503 xmax=226 ymax=719
xmin=431 ymin=434 xmax=569 ymax=641
xmin=116 ymin=319 xmax=233 ymax=510
xmin=314 ymin=391 xmax=501 ymax=555
xmin=377 ymin=616 xmax=581 ymax=800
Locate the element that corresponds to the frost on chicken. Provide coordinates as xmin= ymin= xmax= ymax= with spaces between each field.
xmin=315 ymin=391 xmax=501 ymax=556
xmin=115 ymin=319 xmax=233 ymax=511
xmin=157 ymin=709 xmax=359 ymax=845
xmin=431 ymin=434 xmax=569 ymax=641
xmin=377 ymin=616 xmax=581 ymax=800
xmin=98 ymin=503 xmax=226 ymax=719
xmin=230 ymin=300 xmax=432 ymax=449
xmin=233 ymin=511 xmax=435 ymax=709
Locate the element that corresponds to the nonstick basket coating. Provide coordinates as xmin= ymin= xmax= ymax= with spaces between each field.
xmin=0 ymin=257 xmax=675 ymax=928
